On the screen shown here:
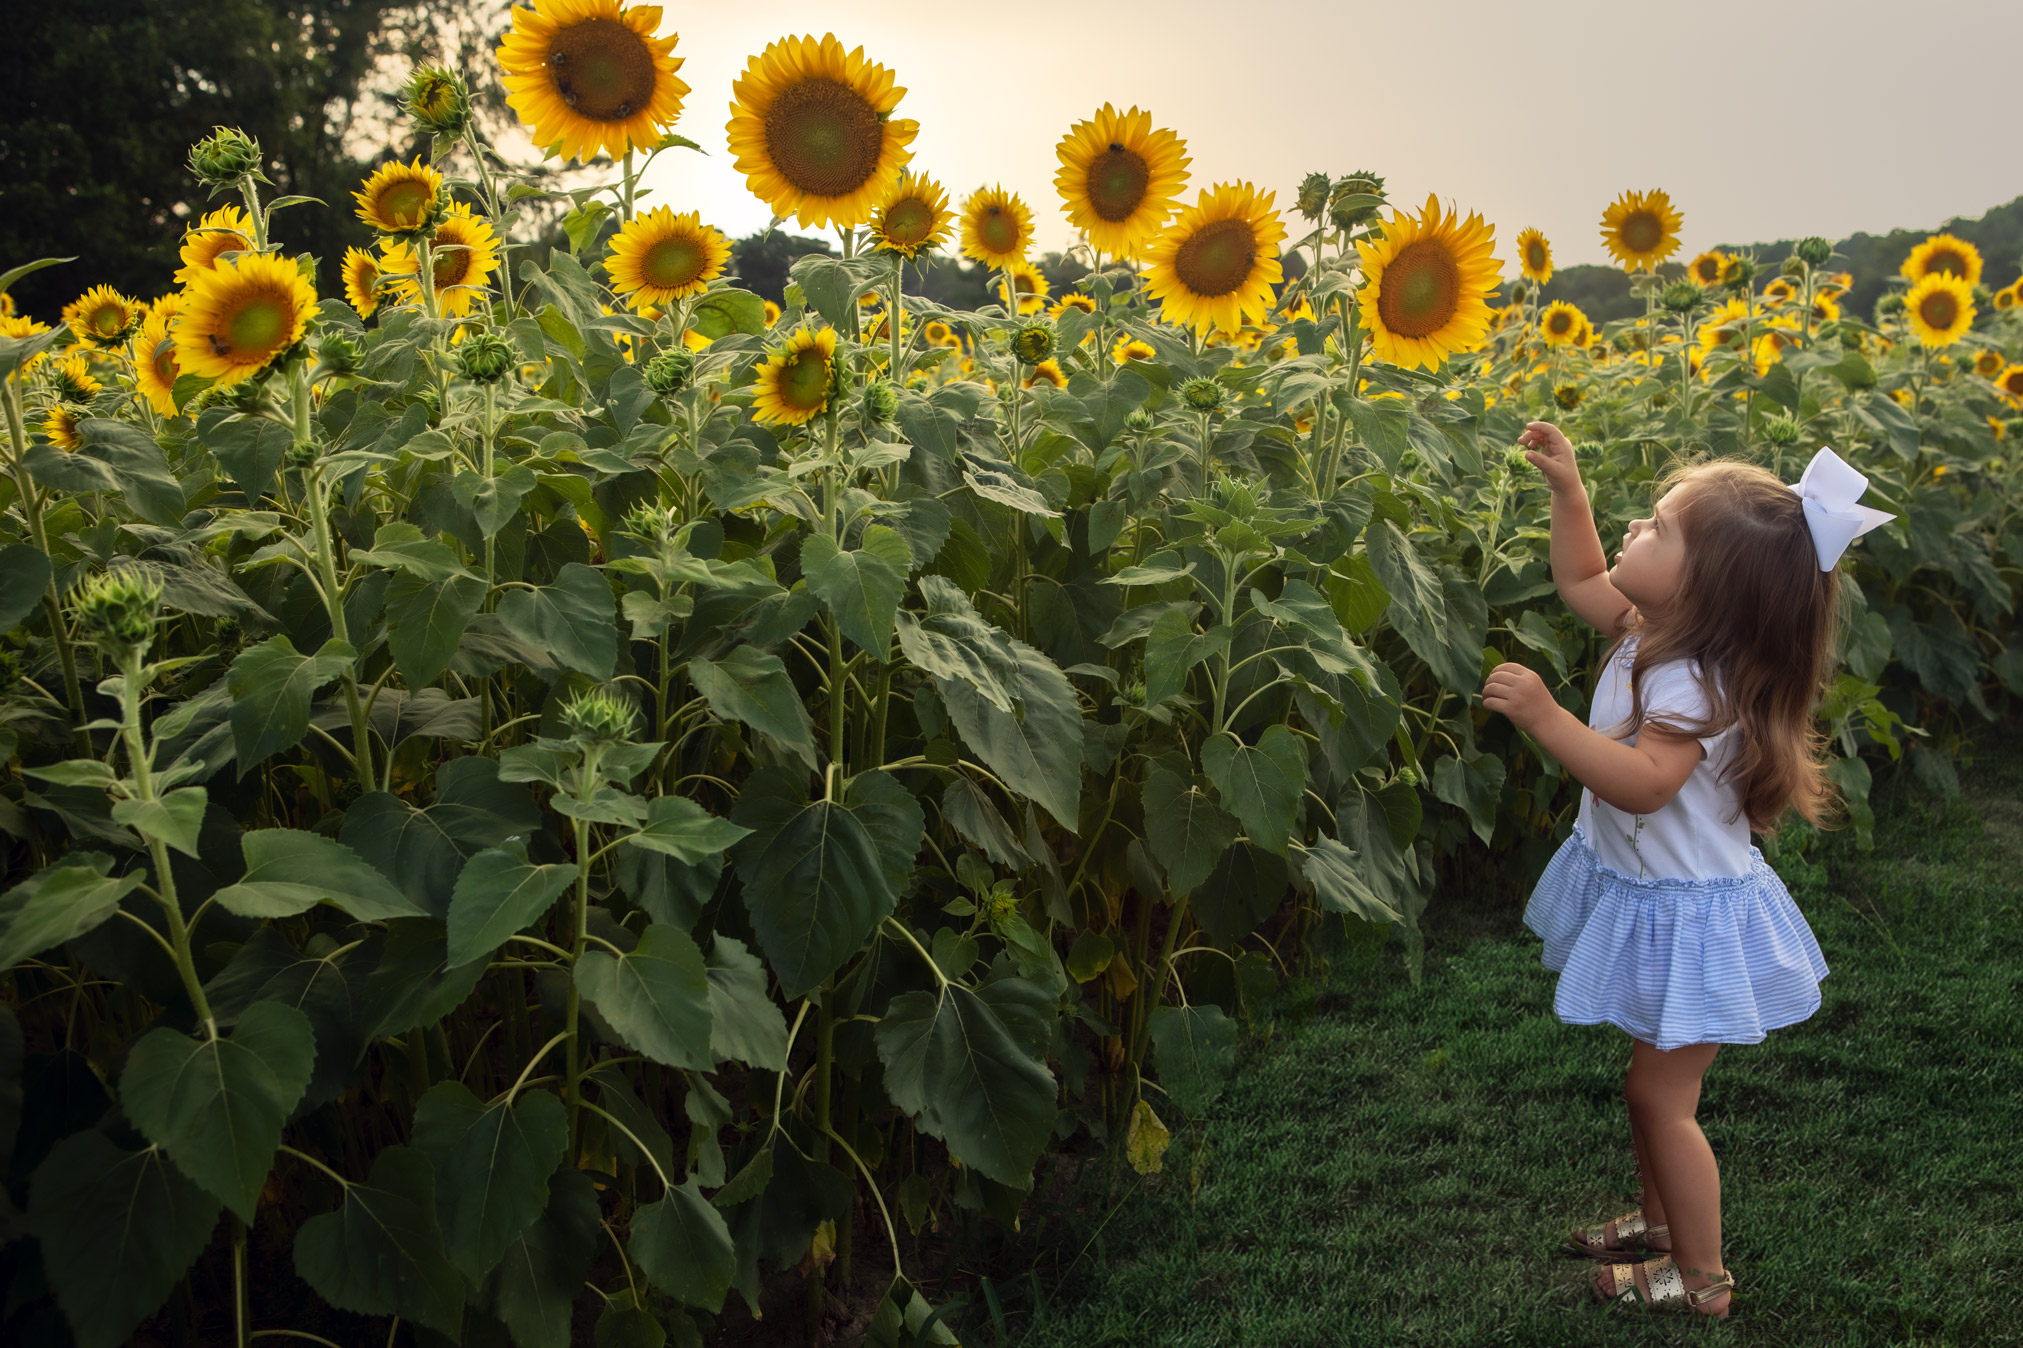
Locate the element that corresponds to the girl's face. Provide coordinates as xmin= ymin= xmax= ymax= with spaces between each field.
xmin=1609 ymin=483 xmax=1692 ymax=612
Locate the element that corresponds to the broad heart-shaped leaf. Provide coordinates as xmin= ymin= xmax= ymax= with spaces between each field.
xmin=1289 ymin=833 xmax=1403 ymax=925
xmin=1143 ymin=609 xmax=1233 ymax=708
xmin=1364 ymin=520 xmax=1487 ymax=695
xmin=706 ymin=934 xmax=788 ymax=1071
xmin=939 ymin=631 xmax=1086 ymax=831
xmin=894 ymin=575 xmax=1021 ymax=713
xmin=0 ymin=851 xmax=144 ymax=972
xmin=631 ymin=1177 xmax=737 ymax=1313
xmin=1189 ymin=842 xmax=1290 ymax=948
xmin=623 ymin=794 xmax=754 ymax=863
xmin=730 ymin=773 xmax=897 ymax=1000
xmin=454 ymin=462 xmax=539 ymax=538
xmin=844 ymin=767 xmax=926 ymax=894
xmin=0 ymin=542 xmax=52 ymax=632
xmin=366 ymin=917 xmax=490 ymax=1038
xmin=109 ymin=786 xmax=207 ymax=859
xmin=209 ymin=829 xmax=429 ymax=922
xmin=352 ymin=520 xmax=478 ymax=581
xmin=227 ymin=635 xmax=357 ymax=771
xmin=687 ymin=645 xmax=818 ymax=772
xmin=446 ymin=842 xmax=579 ymax=967
xmin=385 ymin=571 xmax=487 ymax=689
xmin=412 ymin=1080 xmax=568 ymax=1283
xmin=1201 ymin=725 xmax=1306 ymax=857
xmin=1141 ymin=766 xmax=1240 ymax=898
xmin=1430 ymin=752 xmax=1507 ymax=847
xmin=1149 ymin=1004 xmax=1241 ymax=1117
xmin=497 ymin=561 xmax=617 ymax=679
xmin=198 ymin=409 xmax=292 ymax=504
xmin=292 ymin=1144 xmax=465 ymax=1339
xmin=575 ymin=923 xmax=714 ymax=1070
xmin=874 ymin=980 xmax=1058 ymax=1187
xmin=343 ymin=757 xmax=542 ymax=918
xmin=76 ymin=418 xmax=184 ymax=526
xmin=800 ymin=525 xmax=911 ymax=656
xmin=28 ymin=1132 xmax=222 ymax=1348
xmin=120 ymin=999 xmax=315 ymax=1221
xmin=476 ymin=1167 xmax=601 ymax=1348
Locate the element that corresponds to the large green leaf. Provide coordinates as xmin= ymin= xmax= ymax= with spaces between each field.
xmin=0 ymin=542 xmax=52 ymax=633
xmin=686 ymin=645 xmax=818 ymax=771
xmin=1143 ymin=609 xmax=1232 ymax=708
xmin=77 ymin=418 xmax=185 ymax=526
xmin=342 ymin=757 xmax=541 ymax=917
xmin=199 ymin=410 xmax=291 ymax=504
xmin=0 ymin=851 xmax=144 ymax=972
xmin=1189 ymin=842 xmax=1290 ymax=948
xmin=386 ymin=571 xmax=488 ymax=689
xmin=109 ymin=785 xmax=207 ymax=859
xmin=800 ymin=525 xmax=911 ymax=656
xmin=1201 ymin=725 xmax=1306 ymax=856
xmin=631 ymin=1177 xmax=736 ymax=1312
xmin=730 ymin=773 xmax=897 ymax=1000
xmin=412 ymin=1080 xmax=568 ymax=1283
xmin=575 ymin=923 xmax=714 ymax=1070
xmin=446 ymin=841 xmax=579 ymax=967
xmin=476 ymin=1168 xmax=602 ymax=1348
xmin=226 ymin=635 xmax=358 ymax=770
xmin=1430 ymin=752 xmax=1506 ymax=847
xmin=1141 ymin=766 xmax=1239 ymax=898
xmin=623 ymin=794 xmax=753 ymax=863
xmin=497 ymin=561 xmax=617 ymax=679
xmin=366 ymin=917 xmax=491 ymax=1037
xmin=705 ymin=934 xmax=787 ymax=1071
xmin=939 ymin=631 xmax=1085 ymax=830
xmin=874 ymin=980 xmax=1058 ymax=1187
xmin=894 ymin=575 xmax=1021 ymax=712
xmin=119 ymin=999 xmax=315 ymax=1220
xmin=292 ymin=1144 xmax=466 ymax=1339
xmin=1364 ymin=520 xmax=1486 ymax=695
xmin=1149 ymin=1004 xmax=1241 ymax=1116
xmin=28 ymin=1132 xmax=221 ymax=1348
xmin=1290 ymin=833 xmax=1403 ymax=925
xmin=210 ymin=828 xmax=429 ymax=922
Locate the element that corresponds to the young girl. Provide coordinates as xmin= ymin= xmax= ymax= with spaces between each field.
xmin=1481 ymin=421 xmax=1893 ymax=1320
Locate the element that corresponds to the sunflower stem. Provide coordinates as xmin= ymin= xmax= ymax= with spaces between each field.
xmin=3 ymin=380 xmax=89 ymax=752
xmin=621 ymin=149 xmax=636 ymax=224
xmin=299 ymin=365 xmax=375 ymax=791
xmin=239 ymin=173 xmax=268 ymax=252
xmin=417 ymin=236 xmax=440 ymax=321
xmin=889 ymin=251 xmax=904 ymax=379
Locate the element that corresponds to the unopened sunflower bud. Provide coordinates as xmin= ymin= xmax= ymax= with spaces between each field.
xmin=1125 ymin=408 xmax=1154 ymax=432
xmin=1554 ymin=384 xmax=1584 ymax=411
xmin=1876 ymin=293 xmax=1906 ymax=320
xmin=402 ymin=65 xmax=471 ymax=138
xmin=1661 ymin=281 xmax=1704 ymax=315
xmin=861 ymin=378 xmax=899 ymax=423
xmin=621 ymin=501 xmax=674 ymax=541
xmin=1762 ymin=414 xmax=1802 ymax=446
xmin=317 ymin=332 xmax=362 ymax=376
xmin=1181 ymin=377 xmax=1224 ymax=413
xmin=1973 ymin=283 xmax=1995 ymax=311
xmin=1329 ymin=171 xmax=1386 ymax=231
xmin=562 ymin=687 xmax=638 ymax=746
xmin=1295 ymin=172 xmax=1332 ymax=222
xmin=189 ymin=127 xmax=262 ymax=188
xmin=1394 ymin=765 xmax=1421 ymax=788
xmin=73 ymin=568 xmax=164 ymax=656
xmin=1721 ymin=255 xmax=1757 ymax=290
xmin=645 ymin=348 xmax=695 ymax=396
xmin=1781 ymin=255 xmax=1808 ymax=280
xmin=1506 ymin=278 xmax=1530 ymax=305
xmin=1505 ymin=446 xmax=1533 ymax=472
xmin=286 ymin=436 xmax=319 ymax=466
xmin=1012 ymin=321 xmax=1054 ymax=365
xmin=1795 ymin=236 xmax=1833 ymax=267
xmin=1399 ymin=448 xmax=1421 ymax=471
xmin=454 ymin=331 xmax=514 ymax=386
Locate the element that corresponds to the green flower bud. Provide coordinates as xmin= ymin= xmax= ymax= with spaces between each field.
xmin=1839 ymin=325 xmax=1865 ymax=352
xmin=1721 ymin=255 xmax=1757 ymax=290
xmin=1216 ymin=474 xmax=1255 ymax=517
xmin=188 ymin=127 xmax=262 ymax=188
xmin=645 ymin=348 xmax=694 ymax=396
xmin=316 ymin=332 xmax=362 ymax=376
xmin=1795 ymin=236 xmax=1833 ymax=267
xmin=1011 ymin=321 xmax=1054 ymax=365
xmin=1399 ymin=448 xmax=1422 ymax=471
xmin=1660 ymin=281 xmax=1704 ymax=315
xmin=1876 ymin=293 xmax=1906 ymax=320
xmin=1554 ymin=384 xmax=1584 ymax=411
xmin=1505 ymin=446 xmax=1534 ymax=472
xmin=456 ymin=331 xmax=516 ymax=385
xmin=73 ymin=568 xmax=164 ymax=657
xmin=1973 ymin=283 xmax=1996 ymax=312
xmin=1394 ymin=765 xmax=1421 ymax=788
xmin=1181 ymin=377 xmax=1225 ymax=413
xmin=861 ymin=378 xmax=899 ymax=423
xmin=286 ymin=436 xmax=319 ymax=467
xmin=1295 ymin=172 xmax=1333 ymax=222
xmin=1125 ymin=408 xmax=1154 ymax=432
xmin=1763 ymin=414 xmax=1803 ymax=446
xmin=621 ymin=501 xmax=675 ymax=542
xmin=1506 ymin=278 xmax=1530 ymax=305
xmin=562 ymin=687 xmax=638 ymax=746
xmin=1781 ymin=255 xmax=1808 ymax=280
xmin=1329 ymin=171 xmax=1387 ymax=231
xmin=401 ymin=65 xmax=471 ymax=138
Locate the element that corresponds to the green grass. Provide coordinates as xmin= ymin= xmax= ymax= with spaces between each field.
xmin=991 ymin=727 xmax=2023 ymax=1346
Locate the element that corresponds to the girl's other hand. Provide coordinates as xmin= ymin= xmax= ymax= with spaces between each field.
xmin=1517 ymin=421 xmax=1581 ymax=494
xmin=1482 ymin=661 xmax=1557 ymax=733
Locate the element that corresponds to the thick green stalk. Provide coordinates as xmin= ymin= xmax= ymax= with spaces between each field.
xmin=118 ymin=647 xmax=215 ymax=1032
xmin=807 ymin=979 xmax=837 ymax=1333
xmin=564 ymin=744 xmax=603 ymax=1157
xmin=481 ymin=382 xmax=498 ymax=605
xmin=889 ymin=251 xmax=905 ymax=378
xmin=1127 ymin=891 xmax=1191 ymax=1102
xmin=298 ymin=371 xmax=374 ymax=789
xmin=4 ymin=381 xmax=88 ymax=749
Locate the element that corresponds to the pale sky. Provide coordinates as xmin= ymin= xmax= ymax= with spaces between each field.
xmin=621 ymin=0 xmax=2023 ymax=269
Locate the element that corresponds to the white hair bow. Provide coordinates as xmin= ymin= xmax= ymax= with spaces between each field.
xmin=1789 ymin=447 xmax=1895 ymax=571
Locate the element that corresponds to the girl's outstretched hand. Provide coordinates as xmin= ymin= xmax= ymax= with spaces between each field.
xmin=1516 ymin=421 xmax=1581 ymax=495
xmin=1482 ymin=661 xmax=1557 ymax=733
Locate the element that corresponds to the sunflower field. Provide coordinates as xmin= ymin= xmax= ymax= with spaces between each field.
xmin=0 ymin=6 xmax=2017 ymax=1346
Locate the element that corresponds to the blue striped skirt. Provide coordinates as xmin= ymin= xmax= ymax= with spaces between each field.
xmin=1522 ymin=826 xmax=1829 ymax=1052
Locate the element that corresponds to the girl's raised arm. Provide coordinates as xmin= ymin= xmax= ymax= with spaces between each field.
xmin=1519 ymin=421 xmax=1634 ymax=636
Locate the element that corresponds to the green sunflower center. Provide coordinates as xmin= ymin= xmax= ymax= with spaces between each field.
xmin=547 ymin=17 xmax=656 ymax=122
xmin=1087 ymin=144 xmax=1150 ymax=223
xmin=777 ymin=348 xmax=830 ymax=412
xmin=1172 ymin=218 xmax=1257 ymax=298
xmin=1618 ymin=209 xmax=1664 ymax=255
xmin=643 ymin=234 xmax=705 ymax=289
xmin=1924 ymin=248 xmax=1967 ymax=279
xmin=225 ymin=292 xmax=292 ymax=359
xmin=1378 ymin=240 xmax=1461 ymax=338
xmin=765 ymin=77 xmax=883 ymax=199
xmin=882 ymin=197 xmax=935 ymax=247
xmin=1919 ymin=289 xmax=1960 ymax=330
xmin=977 ymin=206 xmax=1020 ymax=256
xmin=378 ymin=180 xmax=435 ymax=229
xmin=1525 ymin=239 xmax=1549 ymax=273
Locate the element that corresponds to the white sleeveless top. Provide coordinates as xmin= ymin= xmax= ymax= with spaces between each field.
xmin=1573 ymin=635 xmax=1753 ymax=882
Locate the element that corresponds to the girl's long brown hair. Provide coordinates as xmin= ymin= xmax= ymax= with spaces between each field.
xmin=1606 ymin=460 xmax=1847 ymax=833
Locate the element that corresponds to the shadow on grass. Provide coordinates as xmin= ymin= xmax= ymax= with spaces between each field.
xmin=985 ymin=723 xmax=2023 ymax=1347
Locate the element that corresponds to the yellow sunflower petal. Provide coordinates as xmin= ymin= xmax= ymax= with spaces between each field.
xmin=498 ymin=0 xmax=689 ymax=164
xmin=343 ymin=247 xmax=382 ymax=319
xmin=354 ymin=157 xmax=444 ymax=234
xmin=751 ymin=325 xmax=837 ymax=426
xmin=1598 ymin=188 xmax=1683 ymax=272
xmin=1901 ymin=233 xmax=1984 ymax=287
xmin=1141 ymin=180 xmax=1287 ymax=338
xmin=1904 ymin=272 xmax=1975 ymax=348
xmin=1355 ymin=192 xmax=1501 ymax=371
xmin=61 ymin=285 xmax=145 ymax=350
xmin=959 ymin=185 xmax=1032 ymax=269
xmin=172 ymin=253 xmax=317 ymax=388
xmin=1515 ymin=228 xmax=1553 ymax=286
xmin=1539 ymin=300 xmax=1588 ymax=348
xmin=1052 ymin=103 xmax=1190 ymax=261
xmin=378 ymin=204 xmax=502 ymax=318
xmin=868 ymin=171 xmax=953 ymax=260
xmin=175 ymin=206 xmax=257 ymax=287
xmin=726 ymin=33 xmax=916 ymax=230
xmin=605 ymin=205 xmax=729 ymax=308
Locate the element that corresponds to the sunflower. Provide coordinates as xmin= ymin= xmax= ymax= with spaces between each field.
xmin=1810 ymin=292 xmax=1841 ymax=325
xmin=867 ymin=171 xmax=952 ymax=260
xmin=997 ymin=257 xmax=1050 ymax=315
xmin=604 ymin=206 xmax=729 ymax=309
xmin=1112 ymin=337 xmax=1156 ymax=363
xmin=1142 ymin=181 xmax=1286 ymax=337
xmin=172 ymin=252 xmax=317 ymax=388
xmin=378 ymin=203 xmax=502 ymax=318
xmin=0 ymin=293 xmax=12 ymax=318
xmin=1753 ymin=325 xmax=1797 ymax=375
xmin=132 ymin=297 xmax=181 ymax=417
xmin=751 ymin=325 xmax=837 ymax=426
xmin=726 ymin=34 xmax=916 ymax=229
xmin=1 ymin=314 xmax=52 ymax=375
xmin=354 ymin=158 xmax=445 ymax=235
xmin=48 ymin=354 xmax=102 ymax=402
xmin=62 ymin=286 xmax=144 ymax=349
xmin=1023 ymin=358 xmax=1067 ymax=389
xmin=763 ymin=299 xmax=782 ymax=327
xmin=343 ymin=247 xmax=382 ymax=319
xmin=1996 ymin=285 xmax=2019 ymax=313
xmin=1974 ymin=349 xmax=2006 ymax=378
xmin=1354 ymin=192 xmax=1500 ymax=370
xmin=1688 ymin=250 xmax=1727 ymax=286
xmin=42 ymin=404 xmax=84 ymax=450
xmin=1761 ymin=278 xmax=1797 ymax=305
xmin=960 ymin=185 xmax=1032 ymax=269
xmin=1696 ymin=296 xmax=1752 ymax=352
xmin=1905 ymin=272 xmax=1975 ymax=347
xmin=1515 ymin=228 xmax=1553 ymax=286
xmin=1817 ymin=271 xmax=1853 ymax=299
xmin=922 ymin=318 xmax=954 ymax=347
xmin=1053 ymin=103 xmax=1190 ymax=260
xmin=1901 ymin=233 xmax=1983 ymax=287
xmin=1049 ymin=293 xmax=1097 ymax=318
xmin=1996 ymin=364 xmax=2023 ymax=403
xmin=1537 ymin=300 xmax=1587 ymax=348
xmin=174 ymin=206 xmax=257 ymax=287
xmin=1598 ymin=188 xmax=1682 ymax=272
xmin=497 ymin=0 xmax=688 ymax=163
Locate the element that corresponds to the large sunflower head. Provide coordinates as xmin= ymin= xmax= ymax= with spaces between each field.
xmin=1598 ymin=188 xmax=1683 ymax=272
xmin=1904 ymin=272 xmax=1975 ymax=348
xmin=867 ymin=171 xmax=952 ymax=260
xmin=343 ymin=247 xmax=382 ymax=319
xmin=1902 ymin=233 xmax=1983 ymax=287
xmin=726 ymin=34 xmax=916 ymax=230
xmin=378 ymin=204 xmax=502 ymax=318
xmin=959 ymin=185 xmax=1032 ymax=270
xmin=48 ymin=354 xmax=102 ymax=403
xmin=751 ymin=325 xmax=838 ymax=426
xmin=1810 ymin=291 xmax=1841 ymax=326
xmin=497 ymin=0 xmax=688 ymax=163
xmin=132 ymin=297 xmax=181 ymax=417
xmin=997 ymin=257 xmax=1051 ymax=316
xmin=1141 ymin=181 xmax=1287 ymax=337
xmin=354 ymin=157 xmax=445 ymax=235
xmin=1997 ymin=284 xmax=2020 ymax=313
xmin=1974 ymin=348 xmax=2005 ymax=378
xmin=174 ymin=206 xmax=257 ymax=287
xmin=1996 ymin=364 xmax=2023 ymax=404
xmin=1538 ymin=300 xmax=1588 ymax=348
xmin=1696 ymin=296 xmax=1752 ymax=351
xmin=1515 ymin=228 xmax=1553 ymax=286
xmin=1354 ymin=192 xmax=1501 ymax=371
xmin=605 ymin=205 xmax=729 ymax=308
xmin=1053 ymin=103 xmax=1190 ymax=260
xmin=172 ymin=252 xmax=317 ymax=388
xmin=62 ymin=286 xmax=145 ymax=350
xmin=1688 ymin=250 xmax=1727 ymax=286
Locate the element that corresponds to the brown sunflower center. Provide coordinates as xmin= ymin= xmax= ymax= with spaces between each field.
xmin=643 ymin=234 xmax=706 ymax=288
xmin=1977 ymin=352 xmax=2002 ymax=374
xmin=1525 ymin=239 xmax=1549 ymax=272
xmin=1087 ymin=144 xmax=1150 ymax=223
xmin=547 ymin=17 xmax=657 ymax=122
xmin=377 ymin=180 xmax=435 ymax=229
xmin=432 ymin=236 xmax=474 ymax=289
xmin=1546 ymin=310 xmax=1572 ymax=335
xmin=2005 ymin=372 xmax=2023 ymax=396
xmin=977 ymin=205 xmax=1020 ymax=256
xmin=883 ymin=197 xmax=935 ymax=247
xmin=764 ymin=77 xmax=883 ymax=198
xmin=1919 ymin=289 xmax=1960 ymax=329
xmin=1618 ymin=209 xmax=1664 ymax=254
xmin=1924 ymin=248 xmax=1968 ymax=279
xmin=1694 ymin=256 xmax=1720 ymax=282
xmin=1377 ymin=239 xmax=1460 ymax=338
xmin=777 ymin=348 xmax=830 ymax=411
xmin=1172 ymin=218 xmax=1258 ymax=298
xmin=224 ymin=292 xmax=292 ymax=358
